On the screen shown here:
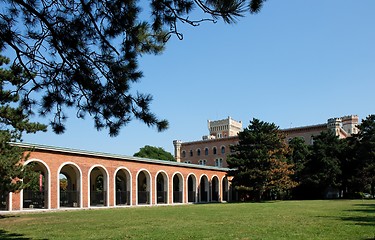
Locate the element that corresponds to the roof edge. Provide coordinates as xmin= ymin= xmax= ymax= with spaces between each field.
xmin=10 ymin=142 xmax=231 ymax=172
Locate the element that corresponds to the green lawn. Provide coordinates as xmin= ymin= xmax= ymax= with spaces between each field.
xmin=0 ymin=200 xmax=374 ymax=239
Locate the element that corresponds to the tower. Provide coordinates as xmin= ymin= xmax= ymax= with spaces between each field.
xmin=327 ymin=118 xmax=342 ymax=136
xmin=173 ymin=140 xmax=182 ymax=162
xmin=206 ymin=117 xmax=242 ymax=139
xmin=341 ymin=115 xmax=359 ymax=135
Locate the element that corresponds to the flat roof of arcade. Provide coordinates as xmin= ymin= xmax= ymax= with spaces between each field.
xmin=11 ymin=142 xmax=231 ymax=172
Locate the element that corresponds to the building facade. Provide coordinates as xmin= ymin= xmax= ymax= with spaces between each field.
xmin=1 ymin=143 xmax=232 ymax=212
xmin=174 ymin=115 xmax=359 ymax=167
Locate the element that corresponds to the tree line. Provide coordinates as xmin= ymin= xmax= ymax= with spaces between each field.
xmin=227 ymin=115 xmax=375 ymax=201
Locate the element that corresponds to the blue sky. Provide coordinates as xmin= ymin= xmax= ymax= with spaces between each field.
xmin=23 ymin=0 xmax=375 ymax=156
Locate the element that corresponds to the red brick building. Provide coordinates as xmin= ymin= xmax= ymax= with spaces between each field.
xmin=2 ymin=142 xmax=231 ymax=212
xmin=174 ymin=115 xmax=359 ymax=167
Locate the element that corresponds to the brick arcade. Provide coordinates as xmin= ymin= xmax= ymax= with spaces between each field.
xmin=4 ymin=143 xmax=231 ymax=212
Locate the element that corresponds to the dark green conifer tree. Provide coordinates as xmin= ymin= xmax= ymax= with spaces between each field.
xmin=0 ymin=55 xmax=47 ymax=209
xmin=352 ymin=115 xmax=375 ymax=197
xmin=227 ymin=118 xmax=296 ymax=201
xmin=287 ymin=137 xmax=310 ymax=199
xmin=301 ymin=130 xmax=344 ymax=199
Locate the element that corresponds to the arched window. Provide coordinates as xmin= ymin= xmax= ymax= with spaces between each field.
xmin=221 ymin=146 xmax=225 ymax=154
xmin=189 ymin=150 xmax=193 ymax=157
xmin=182 ymin=151 xmax=186 ymax=158
xmin=197 ymin=149 xmax=201 ymax=156
xmin=213 ymin=147 xmax=217 ymax=155
xmin=205 ymin=148 xmax=209 ymax=155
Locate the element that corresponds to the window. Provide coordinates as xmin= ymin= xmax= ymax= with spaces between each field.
xmin=213 ymin=147 xmax=217 ymax=155
xmin=199 ymin=159 xmax=207 ymax=166
xmin=184 ymin=160 xmax=191 ymax=164
xmin=205 ymin=148 xmax=209 ymax=155
xmin=182 ymin=151 xmax=186 ymax=158
xmin=215 ymin=158 xmax=223 ymax=167
xmin=197 ymin=149 xmax=201 ymax=156
xmin=190 ymin=150 xmax=193 ymax=157
xmin=221 ymin=146 xmax=225 ymax=154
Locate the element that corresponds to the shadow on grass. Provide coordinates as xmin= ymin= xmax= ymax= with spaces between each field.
xmin=344 ymin=203 xmax=375 ymax=219
xmin=340 ymin=216 xmax=375 ymax=226
xmin=0 ymin=229 xmax=32 ymax=240
xmin=341 ymin=203 xmax=375 ymax=229
xmin=0 ymin=215 xmax=18 ymax=219
xmin=362 ymin=234 xmax=375 ymax=240
xmin=349 ymin=203 xmax=375 ymax=213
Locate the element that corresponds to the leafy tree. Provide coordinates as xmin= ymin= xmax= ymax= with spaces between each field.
xmin=266 ymin=157 xmax=297 ymax=200
xmin=301 ymin=130 xmax=344 ymax=199
xmin=0 ymin=0 xmax=266 ymax=136
xmin=134 ymin=145 xmax=175 ymax=161
xmin=60 ymin=177 xmax=68 ymax=192
xmin=227 ymin=118 xmax=297 ymax=201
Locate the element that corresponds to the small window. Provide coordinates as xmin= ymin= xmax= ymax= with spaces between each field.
xmin=184 ymin=160 xmax=191 ymax=164
xmin=190 ymin=150 xmax=193 ymax=157
xmin=182 ymin=151 xmax=186 ymax=158
xmin=221 ymin=146 xmax=225 ymax=154
xmin=199 ymin=159 xmax=207 ymax=166
xmin=215 ymin=158 xmax=223 ymax=167
xmin=197 ymin=149 xmax=201 ymax=156
xmin=213 ymin=147 xmax=217 ymax=155
xmin=205 ymin=148 xmax=209 ymax=155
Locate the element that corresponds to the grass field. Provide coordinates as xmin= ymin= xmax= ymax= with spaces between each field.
xmin=0 ymin=200 xmax=374 ymax=239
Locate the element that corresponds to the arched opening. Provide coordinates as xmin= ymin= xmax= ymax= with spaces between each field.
xmin=156 ymin=172 xmax=168 ymax=204
xmin=211 ymin=176 xmax=219 ymax=202
xmin=23 ymin=161 xmax=49 ymax=209
xmin=173 ymin=174 xmax=183 ymax=203
xmin=187 ymin=175 xmax=197 ymax=203
xmin=199 ymin=175 xmax=209 ymax=202
xmin=89 ymin=166 xmax=108 ymax=207
xmin=0 ymin=191 xmax=9 ymax=210
xmin=115 ymin=169 xmax=131 ymax=206
xmin=222 ymin=177 xmax=229 ymax=202
xmin=137 ymin=171 xmax=150 ymax=205
xmin=59 ymin=164 xmax=81 ymax=208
